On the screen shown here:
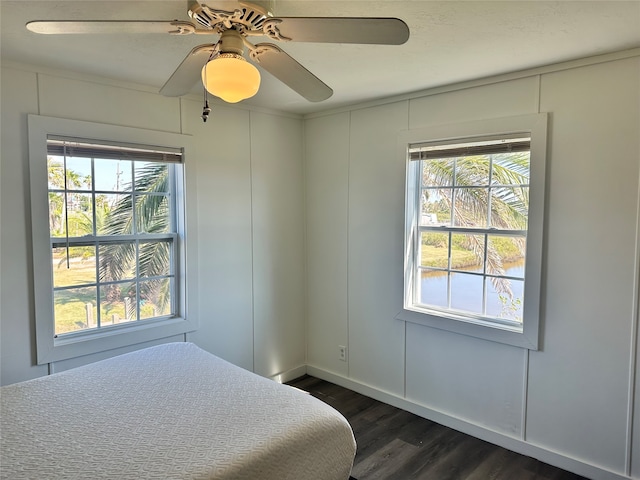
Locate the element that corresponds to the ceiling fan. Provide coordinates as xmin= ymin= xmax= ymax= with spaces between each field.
xmin=26 ymin=1 xmax=410 ymax=108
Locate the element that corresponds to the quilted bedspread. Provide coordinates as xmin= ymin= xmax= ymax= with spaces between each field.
xmin=0 ymin=342 xmax=356 ymax=479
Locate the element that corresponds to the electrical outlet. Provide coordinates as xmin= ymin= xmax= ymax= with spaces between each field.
xmin=338 ymin=345 xmax=347 ymax=361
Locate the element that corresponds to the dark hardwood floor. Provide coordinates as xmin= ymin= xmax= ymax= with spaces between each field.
xmin=288 ymin=375 xmax=588 ymax=480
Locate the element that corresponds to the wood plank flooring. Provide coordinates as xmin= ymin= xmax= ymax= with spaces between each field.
xmin=288 ymin=375 xmax=588 ymax=480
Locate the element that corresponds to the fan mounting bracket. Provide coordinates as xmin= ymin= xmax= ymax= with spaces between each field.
xmin=261 ymin=18 xmax=291 ymax=41
xmin=168 ymin=21 xmax=198 ymax=35
xmin=248 ymin=42 xmax=281 ymax=62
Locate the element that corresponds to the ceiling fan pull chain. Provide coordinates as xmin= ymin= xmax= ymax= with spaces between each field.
xmin=201 ymin=55 xmax=213 ymax=123
xmin=201 ymin=98 xmax=212 ymax=123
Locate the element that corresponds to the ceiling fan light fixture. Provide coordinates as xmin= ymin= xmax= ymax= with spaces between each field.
xmin=201 ymin=53 xmax=261 ymax=103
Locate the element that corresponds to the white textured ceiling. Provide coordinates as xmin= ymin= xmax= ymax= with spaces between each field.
xmin=2 ymin=0 xmax=639 ymax=115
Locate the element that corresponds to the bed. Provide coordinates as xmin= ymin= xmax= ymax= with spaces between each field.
xmin=0 ymin=342 xmax=356 ymax=479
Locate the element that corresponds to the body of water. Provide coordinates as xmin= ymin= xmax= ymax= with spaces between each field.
xmin=420 ymin=262 xmax=525 ymax=321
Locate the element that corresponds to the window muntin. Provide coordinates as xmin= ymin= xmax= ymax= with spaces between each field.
xmin=408 ymin=136 xmax=531 ymax=327
xmin=46 ymin=138 xmax=180 ymax=337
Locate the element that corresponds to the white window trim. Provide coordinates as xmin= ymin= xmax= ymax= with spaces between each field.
xmin=28 ymin=115 xmax=199 ymax=364
xmin=396 ymin=113 xmax=547 ymax=350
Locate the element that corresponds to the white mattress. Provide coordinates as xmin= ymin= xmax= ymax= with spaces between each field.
xmin=1 ymin=343 xmax=356 ymax=479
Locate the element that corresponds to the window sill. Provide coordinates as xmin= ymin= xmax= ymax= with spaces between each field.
xmin=395 ymin=308 xmax=539 ymax=350
xmin=38 ymin=316 xmax=197 ymax=364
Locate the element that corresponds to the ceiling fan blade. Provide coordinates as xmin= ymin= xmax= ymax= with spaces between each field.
xmin=264 ymin=17 xmax=409 ymax=45
xmin=26 ymin=20 xmax=197 ymax=35
xmin=160 ymin=44 xmax=218 ymax=97
xmin=250 ymin=44 xmax=332 ymax=102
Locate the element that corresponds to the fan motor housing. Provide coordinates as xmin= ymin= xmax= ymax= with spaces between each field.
xmin=218 ymin=29 xmax=245 ymax=55
xmin=189 ymin=1 xmax=272 ymax=34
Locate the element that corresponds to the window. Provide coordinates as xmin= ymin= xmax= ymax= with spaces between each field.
xmin=29 ymin=115 xmax=198 ymax=364
xmin=397 ymin=114 xmax=547 ymax=349
xmin=47 ymin=138 xmax=180 ymax=335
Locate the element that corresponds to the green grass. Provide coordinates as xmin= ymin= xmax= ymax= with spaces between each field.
xmin=52 ymin=262 xmax=95 ymax=288
xmin=421 ymin=245 xmax=478 ymax=269
xmin=420 ymin=233 xmax=524 ymax=270
xmin=51 ymin=255 xmax=161 ymax=335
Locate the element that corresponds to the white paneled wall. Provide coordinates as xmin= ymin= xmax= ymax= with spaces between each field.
xmin=526 ymin=60 xmax=639 ymax=471
xmin=305 ymin=55 xmax=640 ymax=479
xmin=0 ymin=67 xmax=46 ymax=384
xmin=0 ymin=64 xmax=306 ymax=384
xmin=39 ymin=75 xmax=181 ymax=132
xmin=405 ymin=325 xmax=525 ymax=438
xmin=304 ymin=113 xmax=350 ymax=376
xmin=408 ymin=76 xmax=540 ymax=127
xmin=181 ymin=98 xmax=255 ymax=371
xmin=347 ymin=102 xmax=408 ymax=396
xmin=250 ymin=111 xmax=306 ymax=378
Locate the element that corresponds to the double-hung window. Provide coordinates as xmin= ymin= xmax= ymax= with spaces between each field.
xmin=398 ymin=114 xmax=547 ymax=349
xmin=29 ymin=115 xmax=198 ymax=364
xmin=47 ymin=138 xmax=179 ymax=335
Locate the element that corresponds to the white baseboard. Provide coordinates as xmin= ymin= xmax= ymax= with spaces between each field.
xmin=269 ymin=364 xmax=307 ymax=384
xmin=306 ymin=365 xmax=631 ymax=480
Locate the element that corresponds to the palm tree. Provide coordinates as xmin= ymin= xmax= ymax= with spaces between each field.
xmin=99 ymin=163 xmax=172 ymax=316
xmin=422 ymin=152 xmax=529 ymax=299
xmin=47 ymin=158 xmax=91 ymax=235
